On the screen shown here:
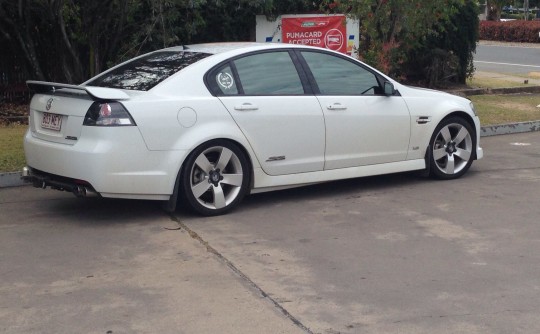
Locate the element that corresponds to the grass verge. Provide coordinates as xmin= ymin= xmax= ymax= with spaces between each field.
xmin=467 ymin=76 xmax=530 ymax=89
xmin=0 ymin=124 xmax=27 ymax=172
xmin=470 ymin=93 xmax=540 ymax=126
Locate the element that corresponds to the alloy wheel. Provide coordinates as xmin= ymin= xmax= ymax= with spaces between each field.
xmin=432 ymin=122 xmax=473 ymax=176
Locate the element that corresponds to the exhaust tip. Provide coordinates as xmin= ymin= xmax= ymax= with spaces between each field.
xmin=73 ymin=185 xmax=87 ymax=198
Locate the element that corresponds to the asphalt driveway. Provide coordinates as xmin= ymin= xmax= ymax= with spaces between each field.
xmin=1 ymin=131 xmax=540 ymax=334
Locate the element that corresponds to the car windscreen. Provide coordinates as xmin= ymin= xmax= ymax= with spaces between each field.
xmin=86 ymin=51 xmax=211 ymax=91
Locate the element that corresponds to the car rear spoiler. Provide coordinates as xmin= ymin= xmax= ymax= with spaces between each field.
xmin=26 ymin=80 xmax=130 ymax=101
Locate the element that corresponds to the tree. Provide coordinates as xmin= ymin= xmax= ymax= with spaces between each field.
xmin=0 ymin=0 xmax=132 ymax=83
xmin=409 ymin=0 xmax=479 ymax=86
xmin=487 ymin=0 xmax=506 ymax=20
xmin=0 ymin=0 xmax=48 ymax=81
xmin=327 ymin=0 xmax=478 ymax=86
xmin=0 ymin=0 xmax=311 ymax=84
xmin=0 ymin=0 xmax=478 ymax=87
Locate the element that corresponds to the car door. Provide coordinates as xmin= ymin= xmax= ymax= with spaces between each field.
xmin=297 ymin=50 xmax=411 ymax=170
xmin=210 ymin=50 xmax=326 ymax=176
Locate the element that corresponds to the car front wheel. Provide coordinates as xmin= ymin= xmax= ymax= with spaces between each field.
xmin=181 ymin=140 xmax=250 ymax=216
xmin=429 ymin=117 xmax=475 ymax=180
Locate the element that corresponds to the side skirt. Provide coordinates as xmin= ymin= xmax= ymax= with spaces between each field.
xmin=252 ymin=159 xmax=426 ymax=191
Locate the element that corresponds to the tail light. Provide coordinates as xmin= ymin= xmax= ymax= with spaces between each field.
xmin=83 ymin=102 xmax=136 ymax=126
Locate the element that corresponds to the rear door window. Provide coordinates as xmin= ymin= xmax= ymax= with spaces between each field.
xmin=233 ymin=52 xmax=305 ymax=95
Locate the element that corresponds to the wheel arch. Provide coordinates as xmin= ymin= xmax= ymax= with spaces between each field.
xmin=179 ymin=137 xmax=255 ymax=190
xmin=416 ymin=109 xmax=477 ymax=174
xmin=439 ymin=111 xmax=476 ymax=135
xmin=163 ymin=136 xmax=256 ymax=213
xmin=178 ymin=137 xmax=254 ymax=215
xmin=427 ymin=112 xmax=477 ymax=179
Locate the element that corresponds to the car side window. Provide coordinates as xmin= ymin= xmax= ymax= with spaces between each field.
xmin=233 ymin=52 xmax=304 ymax=95
xmin=301 ymin=51 xmax=380 ymax=96
xmin=213 ymin=64 xmax=238 ymax=95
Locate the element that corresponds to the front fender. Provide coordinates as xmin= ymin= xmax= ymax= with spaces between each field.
xmin=400 ymin=87 xmax=477 ymax=160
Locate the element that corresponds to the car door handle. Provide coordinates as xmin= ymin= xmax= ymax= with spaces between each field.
xmin=234 ymin=103 xmax=259 ymax=111
xmin=327 ymin=103 xmax=347 ymax=110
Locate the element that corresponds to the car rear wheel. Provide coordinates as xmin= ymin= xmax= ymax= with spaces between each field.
xmin=181 ymin=140 xmax=250 ymax=216
xmin=429 ymin=117 xmax=475 ymax=180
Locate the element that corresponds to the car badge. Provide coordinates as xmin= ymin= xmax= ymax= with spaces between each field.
xmin=46 ymin=98 xmax=54 ymax=111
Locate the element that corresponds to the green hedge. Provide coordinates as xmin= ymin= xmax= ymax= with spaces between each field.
xmin=480 ymin=20 xmax=540 ymax=43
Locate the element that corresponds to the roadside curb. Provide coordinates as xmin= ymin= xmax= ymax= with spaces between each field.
xmin=0 ymin=172 xmax=28 ymax=188
xmin=450 ymin=85 xmax=540 ymax=97
xmin=481 ymin=120 xmax=540 ymax=137
xmin=2 ymin=121 xmax=540 ymax=188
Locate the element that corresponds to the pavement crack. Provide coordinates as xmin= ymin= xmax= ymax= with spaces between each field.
xmin=169 ymin=213 xmax=314 ymax=334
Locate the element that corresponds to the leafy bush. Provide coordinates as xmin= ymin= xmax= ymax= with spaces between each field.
xmin=406 ymin=0 xmax=479 ymax=87
xmin=480 ymin=20 xmax=540 ymax=43
xmin=335 ymin=0 xmax=479 ymax=86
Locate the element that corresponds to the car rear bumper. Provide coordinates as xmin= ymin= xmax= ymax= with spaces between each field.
xmin=22 ymin=166 xmax=100 ymax=197
xmin=23 ymin=127 xmax=188 ymax=200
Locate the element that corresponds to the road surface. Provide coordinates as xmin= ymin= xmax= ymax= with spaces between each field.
xmin=475 ymin=43 xmax=540 ymax=74
xmin=2 ymin=131 xmax=540 ymax=333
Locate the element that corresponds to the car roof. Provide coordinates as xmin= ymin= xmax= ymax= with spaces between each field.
xmin=162 ymin=42 xmax=319 ymax=55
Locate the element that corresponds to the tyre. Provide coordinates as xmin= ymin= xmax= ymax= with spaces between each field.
xmin=181 ymin=140 xmax=250 ymax=216
xmin=429 ymin=117 xmax=475 ymax=180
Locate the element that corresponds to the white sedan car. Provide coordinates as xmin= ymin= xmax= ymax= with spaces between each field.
xmin=23 ymin=43 xmax=483 ymax=215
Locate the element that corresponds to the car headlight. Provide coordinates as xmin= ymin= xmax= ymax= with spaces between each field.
xmin=83 ymin=102 xmax=136 ymax=126
xmin=469 ymin=101 xmax=477 ymax=116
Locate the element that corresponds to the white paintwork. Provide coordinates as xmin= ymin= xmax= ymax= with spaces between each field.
xmin=218 ymin=96 xmax=325 ymax=175
xmin=84 ymin=86 xmax=131 ymax=100
xmin=398 ymin=85 xmax=483 ymax=161
xmin=28 ymin=94 xmax=92 ymax=146
xmin=252 ymin=159 xmax=426 ymax=190
xmin=177 ymin=107 xmax=197 ymax=128
xmin=24 ymin=126 xmax=186 ymax=197
xmin=319 ymin=95 xmax=411 ymax=169
xmin=24 ymin=42 xmax=483 ymax=204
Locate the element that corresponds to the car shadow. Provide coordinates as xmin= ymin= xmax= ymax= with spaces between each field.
xmin=238 ymin=171 xmax=424 ymax=211
xmin=40 ymin=168 xmax=480 ymax=222
xmin=43 ymin=195 xmax=169 ymax=226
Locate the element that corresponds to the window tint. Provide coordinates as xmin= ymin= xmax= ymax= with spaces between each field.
xmin=234 ymin=52 xmax=304 ymax=95
xmin=213 ymin=64 xmax=238 ymax=95
xmin=87 ymin=51 xmax=210 ymax=91
xmin=301 ymin=52 xmax=380 ymax=95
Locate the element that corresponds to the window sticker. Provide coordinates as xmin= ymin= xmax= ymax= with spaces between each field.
xmin=217 ymin=72 xmax=234 ymax=90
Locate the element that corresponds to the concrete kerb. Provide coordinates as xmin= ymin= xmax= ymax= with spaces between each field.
xmin=450 ymin=85 xmax=540 ymax=97
xmin=2 ymin=85 xmax=540 ymax=188
xmin=0 ymin=172 xmax=28 ymax=188
xmin=448 ymin=84 xmax=540 ymax=136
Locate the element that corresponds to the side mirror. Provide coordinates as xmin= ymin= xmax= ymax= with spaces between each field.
xmin=384 ymin=81 xmax=395 ymax=96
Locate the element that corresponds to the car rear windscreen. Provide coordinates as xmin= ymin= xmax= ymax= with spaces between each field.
xmin=86 ymin=51 xmax=211 ymax=91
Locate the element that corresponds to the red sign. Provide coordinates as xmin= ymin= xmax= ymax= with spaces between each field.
xmin=282 ymin=15 xmax=347 ymax=54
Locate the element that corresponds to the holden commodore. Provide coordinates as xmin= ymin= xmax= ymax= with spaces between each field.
xmin=23 ymin=42 xmax=483 ymax=215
